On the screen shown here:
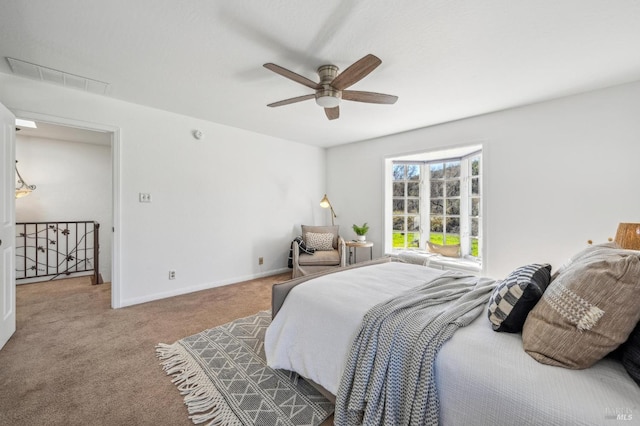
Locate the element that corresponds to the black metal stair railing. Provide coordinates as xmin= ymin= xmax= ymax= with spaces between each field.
xmin=15 ymin=221 xmax=102 ymax=284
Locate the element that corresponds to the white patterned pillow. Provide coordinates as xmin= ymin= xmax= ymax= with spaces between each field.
xmin=305 ymin=232 xmax=334 ymax=251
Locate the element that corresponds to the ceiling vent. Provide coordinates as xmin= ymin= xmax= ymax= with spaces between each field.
xmin=6 ymin=57 xmax=110 ymax=95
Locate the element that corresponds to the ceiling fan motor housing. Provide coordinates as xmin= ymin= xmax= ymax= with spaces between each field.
xmin=315 ymin=65 xmax=341 ymax=108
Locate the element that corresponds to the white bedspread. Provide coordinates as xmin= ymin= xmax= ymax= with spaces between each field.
xmin=265 ymin=262 xmax=448 ymax=395
xmin=265 ymin=262 xmax=640 ymax=425
xmin=436 ymin=313 xmax=640 ymax=425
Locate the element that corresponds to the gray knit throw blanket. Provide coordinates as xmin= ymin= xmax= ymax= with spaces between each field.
xmin=334 ymin=271 xmax=496 ymax=425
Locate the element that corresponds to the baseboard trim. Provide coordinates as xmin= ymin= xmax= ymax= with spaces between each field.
xmin=118 ymin=267 xmax=291 ymax=308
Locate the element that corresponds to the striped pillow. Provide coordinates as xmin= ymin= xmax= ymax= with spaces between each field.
xmin=487 ymin=264 xmax=551 ymax=333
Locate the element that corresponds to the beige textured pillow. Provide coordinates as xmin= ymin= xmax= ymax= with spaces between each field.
xmin=305 ymin=232 xmax=334 ymax=251
xmin=301 ymin=225 xmax=338 ymax=248
xmin=427 ymin=241 xmax=461 ymax=258
xmin=552 ymin=242 xmax=619 ymax=279
xmin=522 ymin=248 xmax=640 ymax=369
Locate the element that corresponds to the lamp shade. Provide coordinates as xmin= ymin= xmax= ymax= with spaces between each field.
xmin=15 ymin=188 xmax=33 ymax=198
xmin=614 ymin=223 xmax=640 ymax=250
xmin=320 ymin=194 xmax=331 ymax=209
xmin=319 ymin=194 xmax=336 ymax=225
xmin=15 ymin=160 xmax=36 ymax=199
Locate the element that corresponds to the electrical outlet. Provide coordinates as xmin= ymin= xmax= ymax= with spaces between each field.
xmin=139 ymin=193 xmax=152 ymax=203
xmin=168 ymin=270 xmax=176 ymax=280
xmin=258 ymin=257 xmax=264 ymax=265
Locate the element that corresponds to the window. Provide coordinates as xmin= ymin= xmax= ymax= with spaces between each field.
xmin=387 ymin=146 xmax=482 ymax=262
xmin=392 ymin=164 xmax=421 ymax=249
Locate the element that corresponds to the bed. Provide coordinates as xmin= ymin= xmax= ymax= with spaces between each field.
xmin=265 ymin=254 xmax=640 ymax=425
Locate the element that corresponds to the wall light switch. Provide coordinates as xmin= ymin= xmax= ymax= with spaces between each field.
xmin=139 ymin=193 xmax=152 ymax=203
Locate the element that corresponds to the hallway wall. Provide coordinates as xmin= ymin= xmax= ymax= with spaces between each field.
xmin=15 ymin=134 xmax=112 ymax=282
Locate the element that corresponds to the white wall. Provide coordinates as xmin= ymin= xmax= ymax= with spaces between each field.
xmin=15 ymin=135 xmax=112 ymax=282
xmin=0 ymin=73 xmax=327 ymax=307
xmin=327 ymin=80 xmax=640 ymax=279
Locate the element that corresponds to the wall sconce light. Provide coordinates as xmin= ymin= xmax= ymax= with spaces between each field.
xmin=615 ymin=223 xmax=640 ymax=250
xmin=15 ymin=160 xmax=36 ymax=198
xmin=320 ymin=194 xmax=337 ymax=225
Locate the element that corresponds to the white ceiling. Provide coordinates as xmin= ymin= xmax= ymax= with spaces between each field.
xmin=2 ymin=0 xmax=640 ymax=148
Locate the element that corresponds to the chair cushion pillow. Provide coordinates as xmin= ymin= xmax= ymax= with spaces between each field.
xmin=302 ymin=225 xmax=339 ymax=249
xmin=522 ymin=247 xmax=640 ymax=369
xmin=487 ymin=263 xmax=552 ymax=333
xmin=297 ymin=250 xmax=340 ymax=266
xmin=305 ymin=232 xmax=334 ymax=251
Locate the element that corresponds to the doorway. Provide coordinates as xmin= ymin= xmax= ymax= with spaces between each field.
xmin=12 ymin=110 xmax=120 ymax=308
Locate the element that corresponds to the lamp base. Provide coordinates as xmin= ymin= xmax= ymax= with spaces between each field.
xmin=615 ymin=223 xmax=640 ymax=250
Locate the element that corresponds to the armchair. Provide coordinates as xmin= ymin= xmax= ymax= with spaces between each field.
xmin=291 ymin=225 xmax=346 ymax=278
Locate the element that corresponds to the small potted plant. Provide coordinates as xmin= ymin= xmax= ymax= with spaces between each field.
xmin=352 ymin=223 xmax=369 ymax=242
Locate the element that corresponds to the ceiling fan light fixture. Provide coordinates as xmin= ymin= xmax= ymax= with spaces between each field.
xmin=315 ymin=95 xmax=340 ymax=108
xmin=315 ymin=88 xmax=341 ymax=108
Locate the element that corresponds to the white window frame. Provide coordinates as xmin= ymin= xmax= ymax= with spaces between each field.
xmin=384 ymin=145 xmax=483 ymax=271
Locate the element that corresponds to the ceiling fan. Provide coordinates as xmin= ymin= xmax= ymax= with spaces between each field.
xmin=263 ymin=54 xmax=398 ymax=120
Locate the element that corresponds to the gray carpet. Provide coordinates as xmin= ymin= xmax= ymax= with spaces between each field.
xmin=157 ymin=311 xmax=334 ymax=426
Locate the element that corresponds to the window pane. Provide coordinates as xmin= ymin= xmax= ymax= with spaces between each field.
xmin=407 ymin=182 xmax=420 ymax=197
xmin=445 ymin=234 xmax=460 ymax=245
xmin=407 ymin=165 xmax=420 ymax=180
xmin=430 ymin=233 xmax=444 ymax=245
xmin=407 ymin=199 xmax=419 ymax=214
xmin=430 ymin=200 xmax=443 ymax=214
xmin=393 ymin=233 xmax=405 ymax=248
xmin=446 ymin=180 xmax=460 ymax=197
xmin=408 ymin=233 xmax=420 ymax=248
xmin=471 ymin=157 xmax=480 ymax=176
xmin=408 ymin=216 xmax=420 ymax=231
xmin=471 ymin=198 xmax=480 ymax=216
xmin=393 ymin=199 xmax=405 ymax=214
xmin=430 ymin=216 xmax=443 ymax=232
xmin=431 ymin=181 xmax=443 ymax=198
xmin=471 ymin=217 xmax=479 ymax=236
xmin=393 ymin=182 xmax=405 ymax=196
xmin=393 ymin=165 xmax=405 ymax=180
xmin=470 ymin=238 xmax=479 ymax=257
xmin=446 ymin=217 xmax=460 ymax=233
xmin=430 ymin=163 xmax=444 ymax=179
xmin=471 ymin=177 xmax=480 ymax=196
xmin=446 ymin=199 xmax=460 ymax=215
xmin=393 ymin=216 xmax=404 ymax=231
xmin=445 ymin=161 xmax=460 ymax=178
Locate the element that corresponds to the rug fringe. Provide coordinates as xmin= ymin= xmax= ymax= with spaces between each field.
xmin=156 ymin=343 xmax=243 ymax=426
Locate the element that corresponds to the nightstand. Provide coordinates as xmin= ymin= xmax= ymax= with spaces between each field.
xmin=346 ymin=241 xmax=374 ymax=264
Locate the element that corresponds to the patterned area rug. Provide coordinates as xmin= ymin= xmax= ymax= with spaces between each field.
xmin=156 ymin=311 xmax=334 ymax=426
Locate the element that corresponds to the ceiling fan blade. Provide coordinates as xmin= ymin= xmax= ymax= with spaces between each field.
xmin=267 ymin=94 xmax=315 ymax=107
xmin=330 ymin=54 xmax=382 ymax=90
xmin=342 ymin=90 xmax=398 ymax=104
xmin=325 ymin=106 xmax=339 ymax=120
xmin=263 ymin=63 xmax=320 ymax=90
